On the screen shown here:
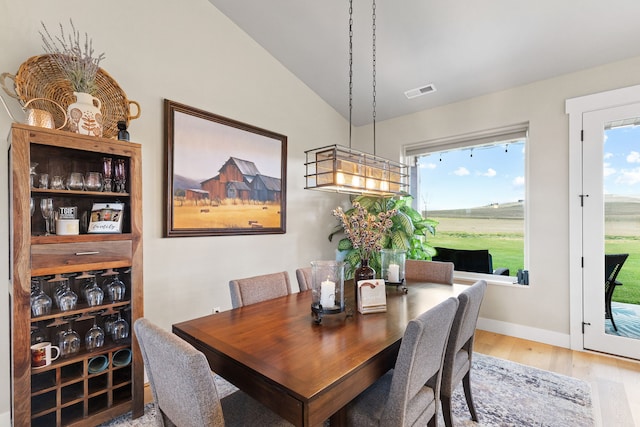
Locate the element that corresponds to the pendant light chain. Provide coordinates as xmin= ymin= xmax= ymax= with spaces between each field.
xmin=372 ymin=0 xmax=377 ymax=155
xmin=348 ymin=0 xmax=354 ymax=148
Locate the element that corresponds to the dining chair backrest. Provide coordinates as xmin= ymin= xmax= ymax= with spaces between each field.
xmin=440 ymin=279 xmax=488 ymax=427
xmin=229 ymin=271 xmax=292 ymax=308
xmin=405 ymin=259 xmax=455 ymax=285
xmin=134 ymin=318 xmax=225 ymax=427
xmin=295 ymin=267 xmax=312 ymax=292
xmin=381 ymin=297 xmax=459 ymax=425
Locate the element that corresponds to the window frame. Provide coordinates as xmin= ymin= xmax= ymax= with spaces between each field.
xmin=403 ymin=123 xmax=529 ymax=286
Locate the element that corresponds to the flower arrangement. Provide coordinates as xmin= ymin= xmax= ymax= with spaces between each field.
xmin=332 ymin=201 xmax=397 ymax=261
xmin=40 ymin=19 xmax=106 ymax=94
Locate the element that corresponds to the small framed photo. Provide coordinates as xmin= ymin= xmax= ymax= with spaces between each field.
xmin=88 ymin=203 xmax=124 ymax=234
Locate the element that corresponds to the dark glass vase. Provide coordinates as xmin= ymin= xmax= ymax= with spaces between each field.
xmin=354 ymin=258 xmax=376 ymax=306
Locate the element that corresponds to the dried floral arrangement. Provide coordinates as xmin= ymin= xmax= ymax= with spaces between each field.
xmin=39 ymin=19 xmax=106 ymax=94
xmin=332 ymin=201 xmax=397 ymax=261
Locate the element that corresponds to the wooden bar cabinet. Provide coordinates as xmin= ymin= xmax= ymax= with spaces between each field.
xmin=9 ymin=124 xmax=144 ymax=426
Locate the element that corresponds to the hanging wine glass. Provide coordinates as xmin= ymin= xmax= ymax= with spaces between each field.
xmin=111 ymin=311 xmax=129 ymax=343
xmin=59 ymin=317 xmax=81 ymax=358
xmin=103 ymin=313 xmax=118 ymax=338
xmin=102 ymin=269 xmax=126 ymax=302
xmin=85 ymin=315 xmax=105 ymax=352
xmin=49 ymin=274 xmax=77 ymax=312
xmin=76 ymin=271 xmax=96 ymax=302
xmin=31 ymin=325 xmax=47 ymax=345
xmin=30 ymin=278 xmax=52 ymax=317
xmin=40 ymin=198 xmax=54 ymax=235
xmin=30 ymin=197 xmax=35 ymax=217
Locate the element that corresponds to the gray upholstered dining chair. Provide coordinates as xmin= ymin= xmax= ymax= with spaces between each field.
xmin=229 ymin=271 xmax=292 ymax=308
xmin=134 ymin=318 xmax=293 ymax=427
xmin=345 ymin=297 xmax=459 ymax=427
xmin=295 ymin=267 xmax=312 ymax=291
xmin=405 ymin=259 xmax=455 ymax=285
xmin=440 ymin=279 xmax=488 ymax=427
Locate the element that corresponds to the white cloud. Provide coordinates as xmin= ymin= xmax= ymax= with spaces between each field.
xmin=453 ymin=167 xmax=470 ymax=176
xmin=513 ymin=176 xmax=525 ymax=187
xmin=424 ymin=163 xmax=437 ymax=169
xmin=615 ymin=167 xmax=640 ymax=185
xmin=604 ymin=152 xmax=614 ymax=160
xmin=627 ymin=151 xmax=640 ymax=163
xmin=481 ymin=168 xmax=497 ymax=177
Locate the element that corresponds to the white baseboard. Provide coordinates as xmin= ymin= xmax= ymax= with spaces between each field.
xmin=0 ymin=411 xmax=10 ymax=427
xmin=477 ymin=317 xmax=572 ymax=349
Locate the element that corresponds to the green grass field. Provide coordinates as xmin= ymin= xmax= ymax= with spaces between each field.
xmin=428 ymin=215 xmax=640 ymax=305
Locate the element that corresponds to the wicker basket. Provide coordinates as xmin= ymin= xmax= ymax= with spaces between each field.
xmin=1 ymin=54 xmax=140 ymax=139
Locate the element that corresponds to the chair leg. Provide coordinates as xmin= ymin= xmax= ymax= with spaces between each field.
xmin=441 ymin=396 xmax=454 ymax=427
xmin=462 ymin=372 xmax=478 ymax=421
xmin=610 ymin=312 xmax=618 ymax=332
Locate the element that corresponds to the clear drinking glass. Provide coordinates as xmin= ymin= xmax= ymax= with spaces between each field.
xmin=114 ymin=159 xmax=126 ymax=193
xmin=102 ymin=269 xmax=126 ymax=302
xmin=30 ymin=279 xmax=52 ymax=317
xmin=40 ymin=198 xmax=54 ymax=235
xmin=38 ymin=173 xmax=49 ymax=189
xmin=85 ymin=316 xmax=105 ymax=352
xmin=66 ymin=172 xmax=85 ymax=191
xmin=59 ymin=319 xmax=81 ymax=358
xmin=111 ymin=311 xmax=129 ymax=343
xmin=102 ymin=157 xmax=113 ymax=192
xmin=51 ymin=175 xmax=64 ymax=189
xmin=84 ymin=172 xmax=103 ymax=191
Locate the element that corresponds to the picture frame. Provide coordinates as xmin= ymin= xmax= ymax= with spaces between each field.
xmin=164 ymin=99 xmax=287 ymax=237
xmin=88 ymin=202 xmax=124 ymax=234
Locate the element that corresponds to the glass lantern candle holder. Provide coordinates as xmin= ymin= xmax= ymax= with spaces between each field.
xmin=381 ymin=249 xmax=406 ymax=286
xmin=310 ymin=260 xmax=345 ymax=324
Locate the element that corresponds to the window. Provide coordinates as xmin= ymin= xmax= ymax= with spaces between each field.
xmin=405 ymin=124 xmax=528 ymax=279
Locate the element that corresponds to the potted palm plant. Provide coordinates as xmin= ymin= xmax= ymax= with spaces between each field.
xmin=329 ymin=195 xmax=439 ymax=279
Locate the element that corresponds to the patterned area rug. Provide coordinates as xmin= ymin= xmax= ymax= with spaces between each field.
xmin=100 ymin=353 xmax=594 ymax=427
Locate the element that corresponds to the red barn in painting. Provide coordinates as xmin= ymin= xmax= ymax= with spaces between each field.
xmin=200 ymin=157 xmax=280 ymax=202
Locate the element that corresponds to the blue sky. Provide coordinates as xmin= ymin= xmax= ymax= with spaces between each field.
xmin=604 ymin=125 xmax=640 ymax=196
xmin=416 ymin=140 xmax=525 ymax=211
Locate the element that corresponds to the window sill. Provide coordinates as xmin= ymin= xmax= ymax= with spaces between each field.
xmin=453 ymin=271 xmax=529 ymax=288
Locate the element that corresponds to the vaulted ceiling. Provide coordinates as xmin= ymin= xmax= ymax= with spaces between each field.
xmin=209 ymin=0 xmax=640 ymax=126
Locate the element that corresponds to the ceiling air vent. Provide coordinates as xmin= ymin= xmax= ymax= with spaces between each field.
xmin=404 ymin=84 xmax=436 ymax=99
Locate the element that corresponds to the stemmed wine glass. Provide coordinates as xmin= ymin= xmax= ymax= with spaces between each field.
xmin=111 ymin=310 xmax=129 ymax=343
xmin=59 ymin=317 xmax=81 ymax=358
xmin=102 ymin=157 xmax=113 ymax=192
xmin=115 ymin=159 xmax=126 ymax=193
xmin=85 ymin=314 xmax=105 ymax=352
xmin=30 ymin=197 xmax=35 ymax=217
xmin=40 ymin=198 xmax=54 ymax=235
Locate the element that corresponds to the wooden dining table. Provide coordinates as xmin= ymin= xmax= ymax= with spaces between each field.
xmin=172 ymin=281 xmax=468 ymax=427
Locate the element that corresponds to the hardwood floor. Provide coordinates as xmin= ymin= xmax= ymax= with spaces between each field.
xmin=474 ymin=330 xmax=640 ymax=427
xmin=144 ymin=330 xmax=639 ymax=426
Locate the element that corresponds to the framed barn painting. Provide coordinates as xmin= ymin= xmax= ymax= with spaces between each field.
xmin=164 ymin=100 xmax=287 ymax=237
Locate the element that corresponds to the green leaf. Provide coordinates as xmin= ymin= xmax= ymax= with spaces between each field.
xmin=337 ymin=238 xmax=353 ymax=250
xmin=392 ymin=211 xmax=414 ymax=236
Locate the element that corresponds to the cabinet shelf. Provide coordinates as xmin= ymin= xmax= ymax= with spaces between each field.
xmin=32 ymin=188 xmax=130 ymax=198
xmin=31 ymin=300 xmax=131 ymax=323
xmin=11 ymin=124 xmax=144 ymax=427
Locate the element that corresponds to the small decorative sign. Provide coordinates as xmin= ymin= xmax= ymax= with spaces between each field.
xmin=357 ymin=279 xmax=387 ymax=314
xmin=88 ymin=203 xmax=124 ymax=234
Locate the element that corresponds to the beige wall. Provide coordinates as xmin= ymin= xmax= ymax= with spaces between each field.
xmin=3 ymin=0 xmax=640 ymax=422
xmin=0 ymin=0 xmax=346 ymax=420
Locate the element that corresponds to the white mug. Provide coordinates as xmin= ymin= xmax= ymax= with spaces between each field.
xmin=31 ymin=342 xmax=60 ymax=368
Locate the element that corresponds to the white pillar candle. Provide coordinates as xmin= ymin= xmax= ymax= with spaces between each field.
xmin=388 ymin=263 xmax=400 ymax=282
xmin=320 ymin=279 xmax=335 ymax=307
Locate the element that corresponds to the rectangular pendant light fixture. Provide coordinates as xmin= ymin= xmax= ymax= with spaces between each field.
xmin=304 ymin=144 xmax=408 ymax=196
